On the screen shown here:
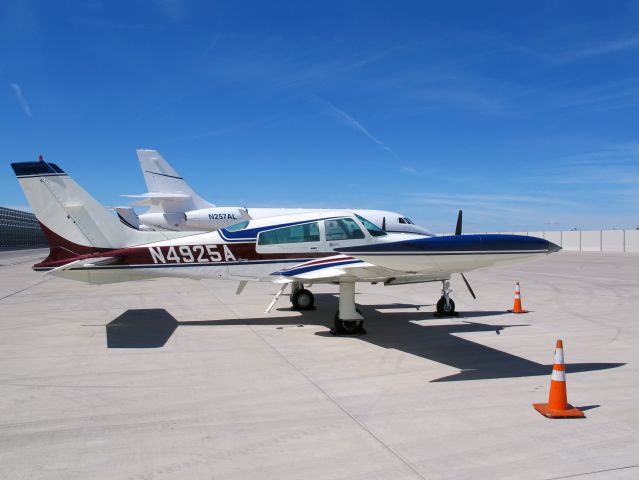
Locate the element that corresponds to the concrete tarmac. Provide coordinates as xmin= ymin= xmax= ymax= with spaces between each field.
xmin=0 ymin=249 xmax=638 ymax=479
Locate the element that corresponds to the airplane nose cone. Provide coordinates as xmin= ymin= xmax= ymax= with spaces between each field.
xmin=547 ymin=241 xmax=562 ymax=254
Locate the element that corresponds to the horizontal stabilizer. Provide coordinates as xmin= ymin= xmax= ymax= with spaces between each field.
xmin=46 ymin=256 xmax=120 ymax=275
xmin=122 ymin=193 xmax=191 ymax=199
xmin=123 ymin=192 xmax=193 ymax=210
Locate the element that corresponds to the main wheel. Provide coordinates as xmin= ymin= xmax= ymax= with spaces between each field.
xmin=436 ymin=296 xmax=456 ymax=315
xmin=332 ymin=312 xmax=365 ymax=335
xmin=291 ymin=288 xmax=314 ymax=310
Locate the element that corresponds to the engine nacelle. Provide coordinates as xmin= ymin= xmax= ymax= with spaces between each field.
xmin=138 ymin=212 xmax=186 ymax=231
xmin=184 ymin=207 xmax=250 ymax=230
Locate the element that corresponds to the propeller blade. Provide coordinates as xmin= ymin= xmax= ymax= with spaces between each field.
xmin=382 ymin=216 xmax=386 ymax=231
xmin=460 ymin=272 xmax=476 ymax=299
xmin=455 ymin=210 xmax=463 ymax=236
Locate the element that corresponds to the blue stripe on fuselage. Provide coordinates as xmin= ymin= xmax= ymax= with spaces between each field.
xmin=272 ymin=259 xmax=363 ymax=276
xmin=335 ymin=234 xmax=551 ymax=254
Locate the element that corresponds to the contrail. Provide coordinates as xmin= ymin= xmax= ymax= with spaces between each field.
xmin=10 ymin=83 xmax=32 ymax=117
xmin=323 ymin=99 xmax=394 ymax=155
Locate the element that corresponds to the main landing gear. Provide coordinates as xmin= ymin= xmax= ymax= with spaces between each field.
xmin=290 ymin=281 xmax=315 ymax=311
xmin=287 ymin=280 xmax=365 ymax=335
xmin=332 ymin=281 xmax=366 ymax=335
xmin=436 ymin=280 xmax=457 ymax=316
xmin=283 ymin=279 xmax=458 ymax=335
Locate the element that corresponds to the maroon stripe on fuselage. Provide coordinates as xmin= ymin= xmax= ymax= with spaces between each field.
xmin=35 ymin=239 xmax=334 ymax=270
xmin=35 ymin=222 xmax=112 ymax=269
xmin=118 ymin=243 xmax=332 ymax=265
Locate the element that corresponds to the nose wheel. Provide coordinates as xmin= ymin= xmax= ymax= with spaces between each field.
xmin=436 ymin=296 xmax=456 ymax=315
xmin=436 ymin=280 xmax=457 ymax=316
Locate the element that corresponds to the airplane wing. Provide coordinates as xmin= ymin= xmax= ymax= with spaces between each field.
xmin=270 ymin=255 xmax=446 ymax=285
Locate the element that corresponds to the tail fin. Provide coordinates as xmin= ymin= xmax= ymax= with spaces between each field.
xmin=11 ymin=159 xmax=192 ymax=266
xmin=137 ymin=149 xmax=214 ymax=212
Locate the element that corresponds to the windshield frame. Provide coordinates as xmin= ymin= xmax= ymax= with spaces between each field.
xmin=355 ymin=214 xmax=387 ymax=237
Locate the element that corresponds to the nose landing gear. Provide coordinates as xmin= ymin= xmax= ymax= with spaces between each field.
xmin=436 ymin=280 xmax=457 ymax=316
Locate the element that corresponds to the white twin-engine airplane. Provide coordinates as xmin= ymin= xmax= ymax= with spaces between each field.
xmin=115 ymin=149 xmax=431 ymax=235
xmin=12 ymin=159 xmax=560 ymax=335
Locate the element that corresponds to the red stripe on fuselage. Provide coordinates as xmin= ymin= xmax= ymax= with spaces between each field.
xmin=279 ymin=255 xmax=355 ymax=271
xmin=35 ymin=240 xmax=334 ymax=270
xmin=34 ymin=222 xmax=112 ymax=269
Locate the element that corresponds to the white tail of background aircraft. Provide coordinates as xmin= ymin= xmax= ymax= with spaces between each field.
xmin=126 ymin=149 xmax=214 ymax=213
xmin=119 ymin=150 xmax=251 ymax=231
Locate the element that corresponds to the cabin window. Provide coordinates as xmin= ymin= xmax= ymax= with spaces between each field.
xmin=324 ymin=218 xmax=365 ymax=241
xmin=258 ymin=222 xmax=320 ymax=245
xmin=398 ymin=217 xmax=407 ymax=224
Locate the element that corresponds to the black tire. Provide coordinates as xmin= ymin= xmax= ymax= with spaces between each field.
xmin=291 ymin=289 xmax=314 ymax=310
xmin=333 ymin=311 xmax=364 ymax=335
xmin=436 ymin=296 xmax=456 ymax=315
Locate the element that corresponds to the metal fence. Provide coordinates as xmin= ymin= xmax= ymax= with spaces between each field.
xmin=0 ymin=207 xmax=49 ymax=250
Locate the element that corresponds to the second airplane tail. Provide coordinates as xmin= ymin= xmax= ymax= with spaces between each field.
xmin=137 ymin=149 xmax=214 ymax=212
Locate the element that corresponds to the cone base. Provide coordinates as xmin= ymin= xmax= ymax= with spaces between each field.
xmin=533 ymin=403 xmax=585 ymax=418
xmin=508 ymin=309 xmax=528 ymax=314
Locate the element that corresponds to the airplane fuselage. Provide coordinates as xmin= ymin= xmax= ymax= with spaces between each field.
xmin=40 ymin=214 xmax=556 ymax=286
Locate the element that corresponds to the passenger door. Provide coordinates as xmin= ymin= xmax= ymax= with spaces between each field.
xmin=321 ymin=218 xmax=369 ymax=252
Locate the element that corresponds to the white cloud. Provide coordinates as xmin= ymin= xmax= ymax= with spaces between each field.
xmin=559 ymin=35 xmax=639 ymax=63
xmin=10 ymin=83 xmax=32 ymax=117
xmin=402 ymin=166 xmax=419 ymax=175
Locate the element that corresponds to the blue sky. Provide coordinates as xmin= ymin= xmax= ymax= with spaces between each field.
xmin=2 ymin=1 xmax=638 ymax=232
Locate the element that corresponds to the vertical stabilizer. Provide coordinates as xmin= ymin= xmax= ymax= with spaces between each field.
xmin=11 ymin=160 xmax=193 ymax=264
xmin=137 ymin=149 xmax=214 ymax=211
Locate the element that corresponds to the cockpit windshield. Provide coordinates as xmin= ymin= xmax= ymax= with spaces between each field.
xmin=225 ymin=220 xmax=250 ymax=232
xmin=355 ymin=214 xmax=387 ymax=237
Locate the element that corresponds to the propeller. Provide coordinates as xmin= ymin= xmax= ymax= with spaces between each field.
xmin=454 ymin=209 xmax=476 ymax=299
xmin=455 ymin=209 xmax=463 ymax=236
xmin=381 ymin=216 xmax=386 ymax=231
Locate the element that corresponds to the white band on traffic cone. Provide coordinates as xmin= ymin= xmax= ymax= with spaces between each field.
xmin=551 ymin=369 xmax=566 ymax=382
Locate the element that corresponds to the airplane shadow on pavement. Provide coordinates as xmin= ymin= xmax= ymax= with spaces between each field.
xmin=105 ymin=294 xmax=624 ymax=382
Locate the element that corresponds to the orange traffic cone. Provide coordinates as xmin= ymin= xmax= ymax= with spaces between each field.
xmin=508 ymin=282 xmax=528 ymax=313
xmin=533 ymin=340 xmax=585 ymax=418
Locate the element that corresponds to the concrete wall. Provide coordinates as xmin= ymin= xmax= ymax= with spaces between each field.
xmin=472 ymin=229 xmax=639 ymax=253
